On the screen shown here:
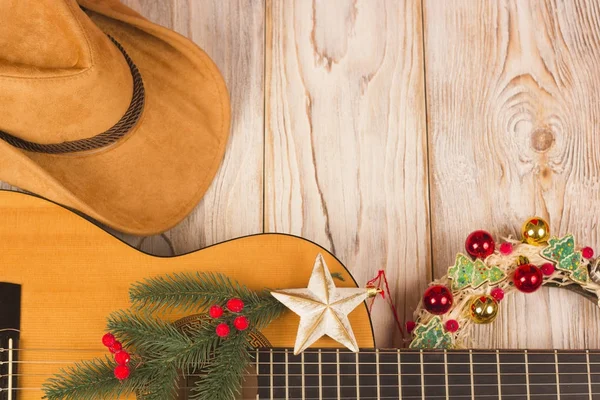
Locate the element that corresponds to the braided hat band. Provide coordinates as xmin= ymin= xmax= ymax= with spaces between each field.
xmin=0 ymin=36 xmax=145 ymax=154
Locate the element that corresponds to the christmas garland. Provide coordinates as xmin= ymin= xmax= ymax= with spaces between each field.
xmin=42 ymin=273 xmax=287 ymax=400
xmin=408 ymin=217 xmax=600 ymax=349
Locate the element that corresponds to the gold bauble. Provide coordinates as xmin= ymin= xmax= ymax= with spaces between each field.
xmin=521 ymin=217 xmax=550 ymax=246
xmin=468 ymin=295 xmax=499 ymax=324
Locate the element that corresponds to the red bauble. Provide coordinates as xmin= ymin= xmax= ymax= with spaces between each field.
xmin=216 ymin=323 xmax=230 ymax=337
xmin=114 ymin=365 xmax=130 ymax=380
xmin=226 ymin=298 xmax=244 ymax=313
xmin=233 ymin=316 xmax=249 ymax=331
xmin=109 ymin=341 xmax=122 ymax=354
xmin=490 ymin=287 xmax=505 ymax=302
xmin=102 ymin=333 xmax=116 ymax=348
xmin=423 ymin=285 xmax=453 ymax=315
xmin=445 ymin=319 xmax=459 ymax=333
xmin=114 ymin=351 xmax=131 ymax=365
xmin=465 ymin=230 xmax=495 ymax=259
xmin=513 ymin=264 xmax=543 ymax=293
xmin=582 ymin=247 xmax=594 ymax=259
xmin=405 ymin=321 xmax=416 ymax=334
xmin=541 ymin=263 xmax=555 ymax=276
xmin=209 ymin=305 xmax=224 ymax=319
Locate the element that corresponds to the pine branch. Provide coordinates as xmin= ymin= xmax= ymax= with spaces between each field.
xmin=108 ymin=310 xmax=222 ymax=373
xmin=107 ymin=310 xmax=192 ymax=358
xmin=243 ymin=292 xmax=288 ymax=330
xmin=129 ymin=272 xmax=262 ymax=313
xmin=42 ymin=356 xmax=174 ymax=400
xmin=191 ymin=333 xmax=251 ymax=400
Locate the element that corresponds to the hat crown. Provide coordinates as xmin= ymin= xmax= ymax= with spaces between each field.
xmin=0 ymin=0 xmax=134 ymax=145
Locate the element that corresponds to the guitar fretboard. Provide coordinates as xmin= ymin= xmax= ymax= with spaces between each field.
xmin=255 ymin=348 xmax=600 ymax=399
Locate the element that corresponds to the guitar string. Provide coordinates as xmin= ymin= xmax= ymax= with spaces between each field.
xmin=4 ymin=385 xmax=600 ymax=397
xmin=3 ymin=348 xmax=600 ymax=356
xmin=3 ymin=371 xmax=600 ymax=377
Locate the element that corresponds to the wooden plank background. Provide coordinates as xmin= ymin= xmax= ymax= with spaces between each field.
xmin=4 ymin=0 xmax=600 ymax=349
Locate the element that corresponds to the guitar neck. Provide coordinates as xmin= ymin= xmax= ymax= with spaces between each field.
xmin=254 ymin=348 xmax=600 ymax=399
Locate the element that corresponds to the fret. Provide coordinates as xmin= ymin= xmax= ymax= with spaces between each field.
xmin=586 ymin=350 xmax=592 ymax=400
xmin=468 ymin=350 xmax=474 ymax=400
xmin=496 ymin=350 xmax=502 ymax=399
xmin=287 ymin=352 xmax=303 ymax=399
xmin=272 ymin=349 xmax=286 ymax=399
xmin=471 ymin=350 xmax=500 ymax=399
xmin=524 ymin=350 xmax=530 ymax=399
xmin=7 ymin=338 xmax=13 ymax=400
xmin=446 ymin=350 xmax=472 ymax=398
xmin=358 ymin=351 xmax=377 ymax=398
xmin=270 ymin=348 xmax=274 ymax=400
xmin=498 ymin=351 xmax=527 ymax=397
xmin=556 ymin=350 xmax=589 ymax=396
xmin=303 ymin=349 xmax=319 ymax=399
xmin=375 ymin=349 xmax=381 ymax=399
xmin=338 ymin=350 xmax=358 ymax=398
xmin=319 ymin=349 xmax=338 ymax=399
xmin=285 ymin=349 xmax=289 ymax=400
xmin=256 ymin=348 xmax=271 ymax=399
xmin=588 ymin=350 xmax=600 ymax=397
xmin=526 ymin=350 xmax=558 ymax=397
xmin=397 ymin=349 xmax=403 ymax=400
xmin=419 ymin=350 xmax=425 ymax=400
xmin=400 ymin=350 xmax=423 ymax=399
xmin=378 ymin=350 xmax=400 ymax=399
xmin=444 ymin=350 xmax=449 ymax=400
xmin=555 ymin=349 xmax=561 ymax=399
xmin=318 ymin=349 xmax=322 ymax=400
xmin=336 ymin=349 xmax=341 ymax=400
xmin=422 ymin=351 xmax=446 ymax=398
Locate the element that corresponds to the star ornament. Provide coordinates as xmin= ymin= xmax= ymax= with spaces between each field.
xmin=271 ymin=254 xmax=369 ymax=355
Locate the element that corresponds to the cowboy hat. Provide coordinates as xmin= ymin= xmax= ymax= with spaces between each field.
xmin=0 ymin=0 xmax=231 ymax=235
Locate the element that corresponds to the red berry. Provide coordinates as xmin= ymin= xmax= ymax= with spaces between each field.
xmin=445 ymin=319 xmax=459 ymax=333
xmin=405 ymin=321 xmax=416 ymax=334
xmin=109 ymin=341 xmax=122 ymax=354
xmin=114 ymin=351 xmax=131 ymax=365
xmin=233 ymin=316 xmax=249 ymax=331
xmin=102 ymin=333 xmax=116 ymax=348
xmin=209 ymin=305 xmax=224 ymax=319
xmin=226 ymin=298 xmax=244 ymax=313
xmin=582 ymin=247 xmax=594 ymax=259
xmin=114 ymin=365 xmax=130 ymax=380
xmin=541 ymin=263 xmax=555 ymax=276
xmin=499 ymin=242 xmax=514 ymax=256
xmin=216 ymin=323 xmax=230 ymax=337
xmin=490 ymin=287 xmax=505 ymax=302
xmin=465 ymin=230 xmax=495 ymax=259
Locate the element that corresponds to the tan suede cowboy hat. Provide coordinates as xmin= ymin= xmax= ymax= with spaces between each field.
xmin=0 ymin=0 xmax=231 ymax=235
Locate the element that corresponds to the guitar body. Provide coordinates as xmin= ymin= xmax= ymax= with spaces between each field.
xmin=0 ymin=191 xmax=374 ymax=399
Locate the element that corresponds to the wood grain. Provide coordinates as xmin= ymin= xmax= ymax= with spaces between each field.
xmin=265 ymin=0 xmax=430 ymax=347
xmin=119 ymin=0 xmax=265 ymax=255
xmin=424 ymin=0 xmax=600 ymax=348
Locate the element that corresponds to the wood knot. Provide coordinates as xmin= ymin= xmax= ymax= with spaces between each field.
xmin=530 ymin=128 xmax=555 ymax=152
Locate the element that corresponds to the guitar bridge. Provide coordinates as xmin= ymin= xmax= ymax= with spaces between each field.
xmin=0 ymin=283 xmax=21 ymax=400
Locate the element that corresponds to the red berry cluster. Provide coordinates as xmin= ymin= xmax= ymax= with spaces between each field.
xmin=102 ymin=333 xmax=131 ymax=380
xmin=209 ymin=298 xmax=250 ymax=338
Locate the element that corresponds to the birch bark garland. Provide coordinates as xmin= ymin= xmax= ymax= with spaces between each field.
xmin=410 ymin=218 xmax=600 ymax=350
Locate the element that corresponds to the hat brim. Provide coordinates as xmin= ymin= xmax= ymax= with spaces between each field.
xmin=0 ymin=0 xmax=231 ymax=235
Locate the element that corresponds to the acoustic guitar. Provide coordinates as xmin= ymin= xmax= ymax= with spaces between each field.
xmin=0 ymin=190 xmax=598 ymax=399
